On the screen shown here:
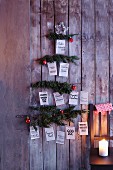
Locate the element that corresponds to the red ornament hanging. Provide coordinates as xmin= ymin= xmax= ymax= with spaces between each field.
xmin=25 ymin=116 xmax=30 ymax=124
xmin=72 ymin=85 xmax=76 ymax=90
xmin=69 ymin=37 xmax=73 ymax=43
xmin=60 ymin=110 xmax=64 ymax=114
xmin=43 ymin=60 xmax=47 ymax=65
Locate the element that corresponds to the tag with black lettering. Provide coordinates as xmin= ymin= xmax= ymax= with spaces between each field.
xmin=56 ymin=131 xmax=65 ymax=144
xmin=30 ymin=126 xmax=40 ymax=140
xmin=39 ymin=92 xmax=49 ymax=105
xmin=69 ymin=91 xmax=79 ymax=105
xmin=47 ymin=62 xmax=57 ymax=76
xmin=78 ymin=122 xmax=88 ymax=135
xmin=66 ymin=126 xmax=75 ymax=140
xmin=45 ymin=127 xmax=55 ymax=141
xmin=53 ymin=92 xmax=65 ymax=106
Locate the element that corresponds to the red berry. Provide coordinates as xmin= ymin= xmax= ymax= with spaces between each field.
xmin=43 ymin=60 xmax=47 ymax=65
xmin=69 ymin=37 xmax=73 ymax=42
xmin=60 ymin=110 xmax=64 ymax=114
xmin=25 ymin=117 xmax=30 ymax=124
xmin=72 ymin=85 xmax=76 ymax=90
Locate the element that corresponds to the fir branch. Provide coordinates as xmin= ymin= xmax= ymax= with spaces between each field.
xmin=31 ymin=81 xmax=72 ymax=94
xmin=29 ymin=106 xmax=88 ymax=127
xmin=47 ymin=33 xmax=78 ymax=40
xmin=16 ymin=106 xmax=88 ymax=128
xmin=37 ymin=54 xmax=79 ymax=65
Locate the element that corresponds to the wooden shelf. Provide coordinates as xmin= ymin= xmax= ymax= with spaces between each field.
xmin=90 ymin=148 xmax=113 ymax=165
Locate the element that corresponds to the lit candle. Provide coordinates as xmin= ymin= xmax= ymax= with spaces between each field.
xmin=99 ymin=139 xmax=108 ymax=156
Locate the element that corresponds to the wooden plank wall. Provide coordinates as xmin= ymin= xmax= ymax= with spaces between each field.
xmin=30 ymin=0 xmax=113 ymax=170
xmin=1 ymin=0 xmax=113 ymax=170
xmin=0 ymin=0 xmax=30 ymax=170
xmin=29 ymin=0 xmax=113 ymax=170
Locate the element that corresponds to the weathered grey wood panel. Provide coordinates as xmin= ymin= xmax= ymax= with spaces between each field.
xmin=81 ymin=0 xmax=95 ymax=170
xmin=95 ymin=0 xmax=109 ymax=140
xmin=41 ymin=1 xmax=56 ymax=170
xmin=0 ymin=0 xmax=30 ymax=170
xmin=69 ymin=0 xmax=82 ymax=169
xmin=30 ymin=0 xmax=43 ymax=170
xmin=54 ymin=1 xmax=70 ymax=170
xmin=109 ymin=0 xmax=113 ymax=147
xmin=1 ymin=0 xmax=113 ymax=170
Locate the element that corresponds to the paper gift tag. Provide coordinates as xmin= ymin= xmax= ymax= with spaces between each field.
xmin=69 ymin=91 xmax=79 ymax=105
xmin=78 ymin=122 xmax=88 ymax=135
xmin=47 ymin=62 xmax=57 ymax=76
xmin=56 ymin=40 xmax=65 ymax=54
xmin=39 ymin=92 xmax=49 ymax=105
xmin=30 ymin=126 xmax=40 ymax=140
xmin=66 ymin=126 xmax=75 ymax=140
xmin=80 ymin=91 xmax=88 ymax=105
xmin=45 ymin=127 xmax=55 ymax=141
xmin=56 ymin=131 xmax=65 ymax=144
xmin=59 ymin=63 xmax=69 ymax=77
xmin=53 ymin=92 xmax=65 ymax=106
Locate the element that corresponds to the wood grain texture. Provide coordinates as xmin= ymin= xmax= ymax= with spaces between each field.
xmin=30 ymin=1 xmax=43 ymax=169
xmin=0 ymin=0 xmax=30 ymax=169
xmin=69 ymin=0 xmax=82 ymax=169
xmin=95 ymin=0 xmax=109 ymax=152
xmin=109 ymin=0 xmax=113 ymax=147
xmin=82 ymin=0 xmax=95 ymax=169
xmin=54 ymin=0 xmax=69 ymax=170
xmin=41 ymin=1 xmax=56 ymax=170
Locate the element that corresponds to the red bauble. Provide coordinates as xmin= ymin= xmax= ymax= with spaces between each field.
xmin=69 ymin=37 xmax=73 ymax=43
xmin=60 ymin=110 xmax=64 ymax=114
xmin=72 ymin=85 xmax=76 ymax=90
xmin=26 ymin=117 xmax=30 ymax=124
xmin=43 ymin=60 xmax=47 ymax=65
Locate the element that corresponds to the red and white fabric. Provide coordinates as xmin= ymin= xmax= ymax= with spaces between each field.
xmin=95 ymin=103 xmax=113 ymax=112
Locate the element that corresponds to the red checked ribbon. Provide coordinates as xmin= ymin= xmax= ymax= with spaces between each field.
xmin=95 ymin=103 xmax=113 ymax=112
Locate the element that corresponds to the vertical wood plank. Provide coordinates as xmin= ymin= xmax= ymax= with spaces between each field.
xmin=30 ymin=1 xmax=43 ymax=169
xmin=54 ymin=0 xmax=69 ymax=170
xmin=109 ymin=0 xmax=113 ymax=147
xmin=82 ymin=0 xmax=95 ymax=169
xmin=69 ymin=0 xmax=82 ymax=169
xmin=0 ymin=0 xmax=30 ymax=170
xmin=41 ymin=1 xmax=56 ymax=170
xmin=95 ymin=0 xmax=109 ymax=140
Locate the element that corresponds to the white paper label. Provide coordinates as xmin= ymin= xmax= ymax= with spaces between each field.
xmin=30 ymin=126 xmax=40 ymax=140
xmin=47 ymin=62 xmax=57 ymax=76
xmin=53 ymin=92 xmax=65 ymax=106
xmin=66 ymin=126 xmax=75 ymax=140
xmin=56 ymin=40 xmax=65 ymax=54
xmin=59 ymin=63 xmax=69 ymax=77
xmin=80 ymin=91 xmax=88 ymax=105
xmin=39 ymin=92 xmax=49 ymax=105
xmin=69 ymin=91 xmax=79 ymax=105
xmin=45 ymin=127 xmax=55 ymax=141
xmin=56 ymin=131 xmax=65 ymax=144
xmin=78 ymin=122 xmax=88 ymax=135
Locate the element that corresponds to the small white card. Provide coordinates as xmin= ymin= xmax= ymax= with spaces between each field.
xmin=59 ymin=63 xmax=69 ymax=77
xmin=45 ymin=127 xmax=55 ymax=141
xmin=66 ymin=126 xmax=75 ymax=140
xmin=39 ymin=92 xmax=49 ymax=105
xmin=53 ymin=92 xmax=65 ymax=106
xmin=30 ymin=126 xmax=40 ymax=140
xmin=69 ymin=91 xmax=79 ymax=105
xmin=47 ymin=62 xmax=57 ymax=76
xmin=56 ymin=131 xmax=65 ymax=144
xmin=56 ymin=40 xmax=65 ymax=54
xmin=78 ymin=122 xmax=88 ymax=135
xmin=80 ymin=91 xmax=88 ymax=105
